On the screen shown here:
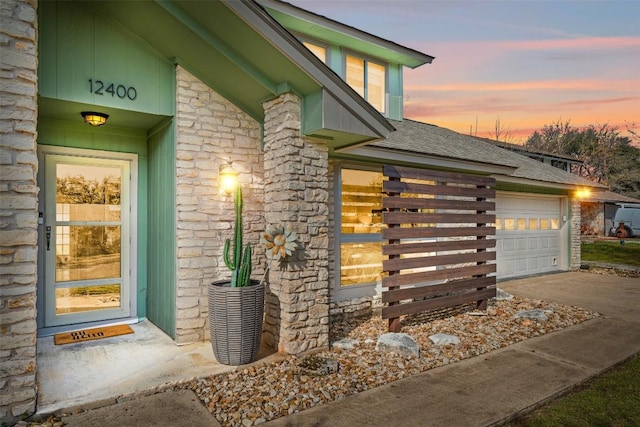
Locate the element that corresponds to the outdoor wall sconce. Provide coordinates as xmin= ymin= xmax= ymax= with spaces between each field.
xmin=81 ymin=111 xmax=109 ymax=127
xmin=575 ymin=188 xmax=591 ymax=199
xmin=219 ymin=162 xmax=238 ymax=196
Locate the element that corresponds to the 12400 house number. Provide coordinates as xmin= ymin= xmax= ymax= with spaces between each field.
xmin=89 ymin=79 xmax=137 ymax=100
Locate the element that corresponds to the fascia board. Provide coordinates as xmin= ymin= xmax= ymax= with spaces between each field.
xmin=225 ymin=0 xmax=394 ymax=139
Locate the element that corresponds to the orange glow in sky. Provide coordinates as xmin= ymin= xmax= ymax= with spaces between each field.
xmin=291 ymin=0 xmax=640 ymax=144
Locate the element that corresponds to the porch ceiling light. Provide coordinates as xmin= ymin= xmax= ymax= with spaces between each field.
xmin=81 ymin=111 xmax=109 ymax=127
xmin=219 ymin=163 xmax=238 ymax=196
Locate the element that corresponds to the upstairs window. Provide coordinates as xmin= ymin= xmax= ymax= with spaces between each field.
xmin=302 ymin=41 xmax=327 ymax=64
xmin=345 ymin=54 xmax=386 ymax=113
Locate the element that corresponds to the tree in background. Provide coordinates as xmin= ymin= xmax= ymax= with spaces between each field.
xmin=525 ymin=120 xmax=640 ymax=199
xmin=489 ymin=117 xmax=518 ymax=144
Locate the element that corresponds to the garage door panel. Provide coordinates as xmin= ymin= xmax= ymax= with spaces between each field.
xmin=503 ymin=238 xmax=515 ymax=251
xmin=497 ymin=194 xmax=565 ymax=280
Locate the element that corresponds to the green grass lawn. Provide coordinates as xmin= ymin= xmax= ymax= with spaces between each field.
xmin=510 ymin=354 xmax=640 ymax=427
xmin=581 ymin=240 xmax=640 ymax=267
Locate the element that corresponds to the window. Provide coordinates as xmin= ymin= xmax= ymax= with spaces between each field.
xmin=340 ymin=168 xmax=385 ymax=286
xmin=345 ymin=54 xmax=386 ymax=113
xmin=302 ymin=41 xmax=327 ymax=63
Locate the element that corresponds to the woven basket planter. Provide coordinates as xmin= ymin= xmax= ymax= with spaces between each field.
xmin=209 ymin=279 xmax=264 ymax=366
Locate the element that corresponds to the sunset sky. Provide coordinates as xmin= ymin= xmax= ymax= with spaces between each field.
xmin=289 ymin=0 xmax=640 ymax=143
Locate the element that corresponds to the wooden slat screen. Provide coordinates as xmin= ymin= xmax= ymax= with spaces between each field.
xmin=381 ymin=165 xmax=497 ymax=332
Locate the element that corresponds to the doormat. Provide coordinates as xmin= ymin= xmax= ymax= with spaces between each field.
xmin=54 ymin=324 xmax=134 ymax=345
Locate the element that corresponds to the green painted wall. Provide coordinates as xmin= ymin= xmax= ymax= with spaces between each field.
xmin=37 ymin=119 xmax=149 ymax=319
xmin=39 ymin=0 xmax=174 ymax=116
xmin=38 ymin=0 xmax=178 ymax=337
xmin=147 ymin=121 xmax=176 ymax=337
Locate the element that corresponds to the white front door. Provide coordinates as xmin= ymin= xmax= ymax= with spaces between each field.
xmin=39 ymin=148 xmax=136 ymax=329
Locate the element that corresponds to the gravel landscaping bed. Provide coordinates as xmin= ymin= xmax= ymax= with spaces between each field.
xmin=183 ymin=294 xmax=599 ymax=427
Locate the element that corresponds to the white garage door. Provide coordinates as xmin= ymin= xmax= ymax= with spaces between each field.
xmin=496 ymin=194 xmax=566 ymax=279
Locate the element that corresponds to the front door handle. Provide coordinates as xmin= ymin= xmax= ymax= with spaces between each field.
xmin=45 ymin=226 xmax=51 ymax=251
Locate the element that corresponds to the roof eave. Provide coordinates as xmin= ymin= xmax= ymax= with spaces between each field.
xmin=335 ymin=146 xmax=518 ymax=175
xmin=226 ymin=0 xmax=394 ymax=139
xmin=256 ymin=0 xmax=434 ymax=68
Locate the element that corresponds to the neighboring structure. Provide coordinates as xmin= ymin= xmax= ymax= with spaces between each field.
xmin=581 ymin=190 xmax=640 ymax=236
xmin=486 ymin=139 xmax=584 ymax=173
xmin=1 ymin=0 xmax=603 ymax=423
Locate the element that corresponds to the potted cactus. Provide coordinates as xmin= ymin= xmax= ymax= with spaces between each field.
xmin=209 ymin=184 xmax=264 ymax=365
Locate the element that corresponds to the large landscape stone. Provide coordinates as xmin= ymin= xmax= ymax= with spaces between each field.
xmin=376 ymin=333 xmax=420 ymax=357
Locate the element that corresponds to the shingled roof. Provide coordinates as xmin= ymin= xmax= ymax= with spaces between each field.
xmin=369 ymin=119 xmax=606 ymax=189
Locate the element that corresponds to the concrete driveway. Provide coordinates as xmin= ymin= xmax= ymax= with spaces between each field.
xmin=500 ymin=271 xmax=639 ymax=323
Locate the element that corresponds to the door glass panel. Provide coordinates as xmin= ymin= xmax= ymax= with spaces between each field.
xmin=55 ymin=284 xmax=121 ymax=314
xmin=50 ymin=159 xmax=126 ymax=321
xmin=56 ymin=164 xmax=121 ymax=221
xmin=55 ymin=225 xmax=121 ymax=282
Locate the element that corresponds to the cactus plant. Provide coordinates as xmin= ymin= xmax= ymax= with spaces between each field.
xmin=223 ymin=184 xmax=252 ymax=287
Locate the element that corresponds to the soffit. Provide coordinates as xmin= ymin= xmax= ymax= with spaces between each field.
xmin=87 ymin=0 xmax=319 ymax=122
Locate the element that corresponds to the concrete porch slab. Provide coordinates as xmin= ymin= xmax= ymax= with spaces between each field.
xmin=36 ymin=320 xmax=280 ymax=415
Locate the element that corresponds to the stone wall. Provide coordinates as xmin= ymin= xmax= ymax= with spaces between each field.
xmin=570 ymin=198 xmax=582 ymax=269
xmin=581 ymin=201 xmax=604 ymax=236
xmin=262 ymin=93 xmax=330 ymax=355
xmin=0 ymin=0 xmax=39 ymax=423
xmin=174 ymin=66 xmax=262 ymax=344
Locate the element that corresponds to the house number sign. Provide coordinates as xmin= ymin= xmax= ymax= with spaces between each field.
xmin=89 ymin=79 xmax=137 ymax=100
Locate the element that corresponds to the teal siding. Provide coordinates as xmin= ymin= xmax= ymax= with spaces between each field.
xmin=39 ymin=0 xmax=174 ymax=116
xmin=147 ymin=122 xmax=176 ymax=337
xmin=387 ymin=63 xmax=403 ymax=121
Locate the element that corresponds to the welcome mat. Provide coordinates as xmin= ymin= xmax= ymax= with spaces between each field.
xmin=54 ymin=324 xmax=134 ymax=345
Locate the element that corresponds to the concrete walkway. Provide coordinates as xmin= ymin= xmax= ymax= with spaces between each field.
xmin=59 ymin=272 xmax=640 ymax=427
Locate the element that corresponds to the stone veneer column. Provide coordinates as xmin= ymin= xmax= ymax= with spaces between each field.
xmin=262 ymin=93 xmax=330 ymax=355
xmin=0 ymin=0 xmax=39 ymax=424
xmin=570 ymin=198 xmax=582 ymax=270
xmin=174 ymin=66 xmax=262 ymax=344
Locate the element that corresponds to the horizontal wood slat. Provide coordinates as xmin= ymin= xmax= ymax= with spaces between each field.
xmin=382 ymin=263 xmax=497 ymax=288
xmin=381 ymin=165 xmax=496 ymax=332
xmin=383 ymin=196 xmax=495 ymax=211
xmin=384 ymin=165 xmax=496 ymax=187
xmin=383 ymin=276 xmax=496 ymax=304
xmin=383 ymin=226 xmax=495 ymax=240
xmin=383 ymin=238 xmax=496 ymax=256
xmin=383 ymin=288 xmax=497 ymax=319
xmin=383 ymin=212 xmax=495 ymax=225
xmin=384 ymin=180 xmax=495 ymax=199
xmin=383 ymin=250 xmax=496 ymax=272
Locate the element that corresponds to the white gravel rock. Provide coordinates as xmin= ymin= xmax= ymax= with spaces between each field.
xmin=429 ymin=333 xmax=461 ymax=346
xmin=182 ymin=296 xmax=599 ymax=427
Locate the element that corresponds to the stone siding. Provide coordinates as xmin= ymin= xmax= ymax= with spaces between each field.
xmin=581 ymin=201 xmax=604 ymax=236
xmin=174 ymin=66 xmax=262 ymax=344
xmin=262 ymin=93 xmax=330 ymax=355
xmin=570 ymin=198 xmax=582 ymax=269
xmin=0 ymin=0 xmax=39 ymax=424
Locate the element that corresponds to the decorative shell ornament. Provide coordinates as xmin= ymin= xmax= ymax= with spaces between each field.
xmin=261 ymin=224 xmax=298 ymax=261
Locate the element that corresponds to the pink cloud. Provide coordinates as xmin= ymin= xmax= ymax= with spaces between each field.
xmin=404 ymin=79 xmax=639 ymax=93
